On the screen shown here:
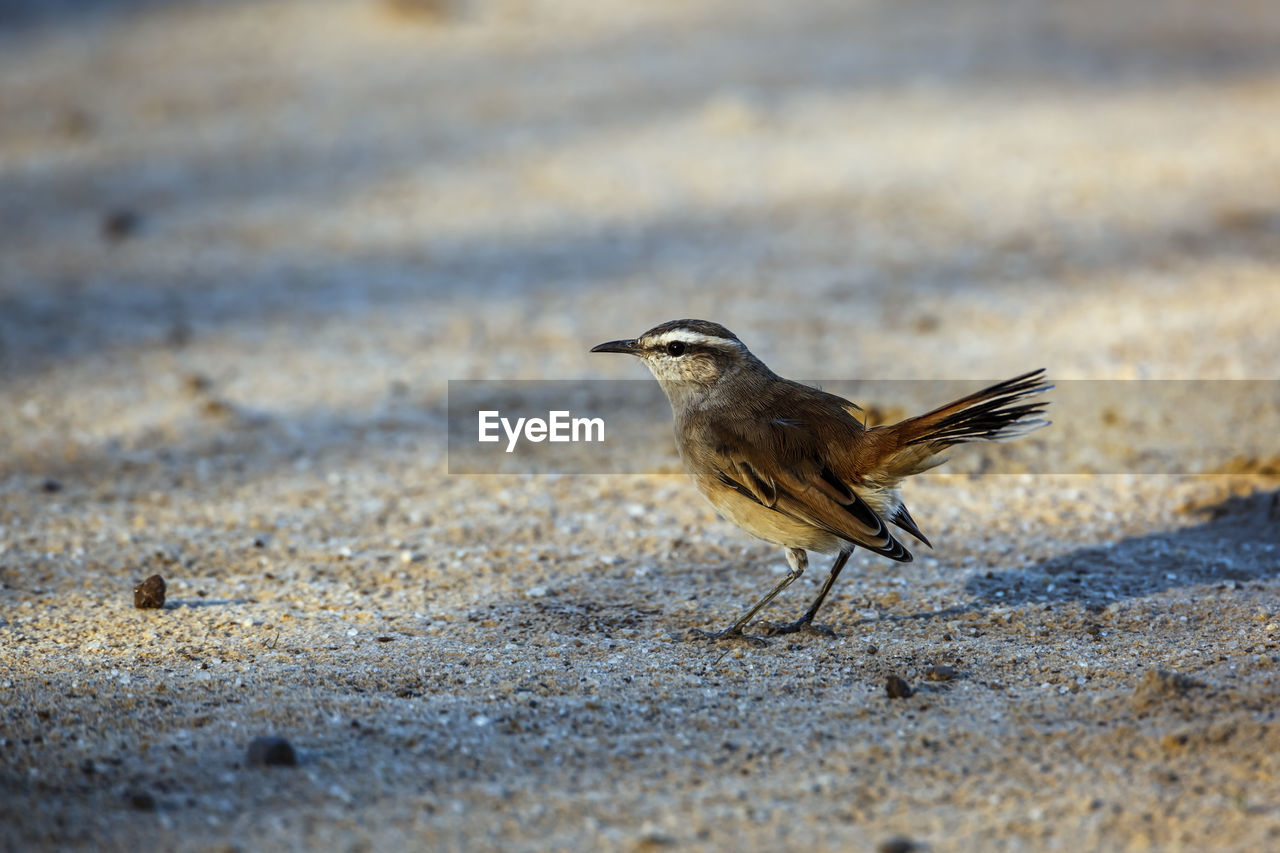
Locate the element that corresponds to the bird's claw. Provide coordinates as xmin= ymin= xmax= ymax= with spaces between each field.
xmin=686 ymin=627 xmax=769 ymax=647
xmin=760 ymin=619 xmax=839 ymax=639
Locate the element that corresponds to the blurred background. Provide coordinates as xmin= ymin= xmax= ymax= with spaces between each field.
xmin=1 ymin=0 xmax=1278 ymax=510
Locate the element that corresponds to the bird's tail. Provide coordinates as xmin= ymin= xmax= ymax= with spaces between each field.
xmin=897 ymin=369 xmax=1052 ymax=447
xmin=867 ymin=369 xmax=1052 ymax=480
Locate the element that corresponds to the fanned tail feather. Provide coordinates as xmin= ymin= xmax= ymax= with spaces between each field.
xmin=898 ymin=369 xmax=1052 ymax=448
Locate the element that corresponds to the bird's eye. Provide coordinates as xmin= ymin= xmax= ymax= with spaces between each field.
xmin=666 ymin=341 xmax=686 ymax=357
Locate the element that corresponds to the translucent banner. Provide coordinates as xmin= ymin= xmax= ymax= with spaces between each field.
xmin=447 ymin=380 xmax=1280 ymax=475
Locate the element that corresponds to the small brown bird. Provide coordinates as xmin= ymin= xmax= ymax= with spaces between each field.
xmin=592 ymin=319 xmax=1051 ymax=642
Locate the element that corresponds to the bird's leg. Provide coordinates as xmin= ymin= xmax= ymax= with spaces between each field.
xmin=688 ymin=548 xmax=807 ymax=645
xmin=764 ymin=550 xmax=851 ymax=637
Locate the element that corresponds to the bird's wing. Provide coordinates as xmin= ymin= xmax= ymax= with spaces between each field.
xmin=703 ymin=412 xmax=912 ymax=562
xmin=888 ymin=503 xmax=932 ymax=548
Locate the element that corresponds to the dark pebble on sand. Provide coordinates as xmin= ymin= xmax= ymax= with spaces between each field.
xmin=886 ymin=675 xmax=913 ymax=699
xmin=247 ymin=736 xmax=297 ymax=767
xmin=128 ymin=791 xmax=156 ymax=811
xmin=102 ymin=208 xmax=141 ymax=241
xmin=925 ymin=665 xmax=957 ymax=682
xmin=1130 ymin=668 xmax=1201 ymax=712
xmin=133 ymin=574 xmax=166 ymax=609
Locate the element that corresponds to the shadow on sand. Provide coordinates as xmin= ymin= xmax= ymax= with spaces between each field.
xmin=964 ymin=485 xmax=1280 ymax=610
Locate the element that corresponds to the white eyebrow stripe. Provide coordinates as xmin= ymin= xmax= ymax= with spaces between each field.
xmin=646 ymin=330 xmax=744 ymax=350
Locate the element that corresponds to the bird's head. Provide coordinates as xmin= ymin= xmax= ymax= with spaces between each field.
xmin=591 ymin=319 xmax=764 ymax=405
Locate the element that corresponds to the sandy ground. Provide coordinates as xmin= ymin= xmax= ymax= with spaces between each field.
xmin=2 ymin=0 xmax=1280 ymax=850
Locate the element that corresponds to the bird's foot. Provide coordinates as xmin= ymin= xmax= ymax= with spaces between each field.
xmin=686 ymin=627 xmax=769 ymax=647
xmin=761 ymin=618 xmax=839 ymax=639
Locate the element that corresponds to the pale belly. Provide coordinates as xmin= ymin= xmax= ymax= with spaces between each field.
xmin=690 ymin=473 xmax=844 ymax=554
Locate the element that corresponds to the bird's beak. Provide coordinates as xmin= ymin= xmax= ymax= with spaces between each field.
xmin=590 ymin=339 xmax=639 ymax=355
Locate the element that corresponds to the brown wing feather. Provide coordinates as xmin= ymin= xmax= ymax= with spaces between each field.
xmin=889 ymin=504 xmax=932 ymax=548
xmin=693 ymin=392 xmax=912 ymax=562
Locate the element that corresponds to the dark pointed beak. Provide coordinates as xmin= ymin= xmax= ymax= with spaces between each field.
xmin=590 ymin=338 xmax=639 ymax=355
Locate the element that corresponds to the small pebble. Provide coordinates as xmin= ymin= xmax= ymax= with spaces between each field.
xmin=1130 ymin=668 xmax=1201 ymax=711
xmin=877 ymin=837 xmax=919 ymax=853
xmin=925 ymin=665 xmax=957 ymax=682
xmin=133 ymin=574 xmax=166 ymax=609
xmin=636 ymin=824 xmax=676 ymax=846
xmin=40 ymin=479 xmax=63 ymax=494
xmin=200 ymin=398 xmax=236 ymax=419
xmin=127 ymin=791 xmax=156 ymax=811
xmin=102 ymin=208 xmax=141 ymax=241
xmin=885 ymin=675 xmax=913 ymax=699
xmin=247 ymin=735 xmax=297 ymax=767
xmin=182 ymin=373 xmax=213 ymax=395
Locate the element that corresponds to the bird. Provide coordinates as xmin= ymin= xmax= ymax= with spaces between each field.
xmin=591 ymin=319 xmax=1051 ymax=642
